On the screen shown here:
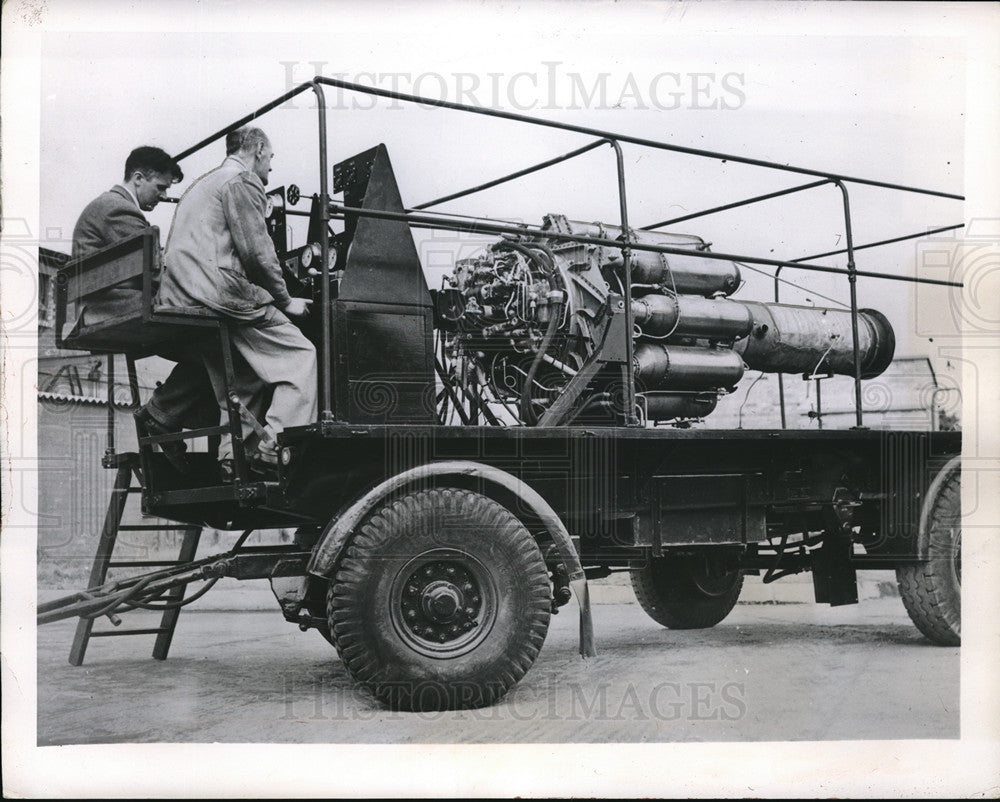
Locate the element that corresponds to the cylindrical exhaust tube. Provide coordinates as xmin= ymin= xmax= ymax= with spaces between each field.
xmin=632 ymin=294 xmax=754 ymax=340
xmin=641 ymin=392 xmax=719 ymax=420
xmin=733 ymin=302 xmax=895 ymax=378
xmin=540 ymin=216 xmax=741 ymax=297
xmin=607 ymin=251 xmax=741 ymax=297
xmin=634 ymin=343 xmax=746 ymax=390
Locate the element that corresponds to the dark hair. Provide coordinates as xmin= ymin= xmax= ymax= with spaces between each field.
xmin=225 ymin=126 xmax=269 ymax=156
xmin=124 ymin=146 xmax=183 ymax=182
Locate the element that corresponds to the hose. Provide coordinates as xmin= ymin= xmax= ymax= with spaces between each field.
xmin=520 ymin=299 xmax=564 ymax=425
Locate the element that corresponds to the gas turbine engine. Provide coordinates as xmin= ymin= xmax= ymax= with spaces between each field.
xmin=439 ymin=214 xmax=896 ymax=426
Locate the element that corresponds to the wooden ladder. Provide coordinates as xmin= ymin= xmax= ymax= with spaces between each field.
xmin=69 ymin=453 xmax=203 ymax=666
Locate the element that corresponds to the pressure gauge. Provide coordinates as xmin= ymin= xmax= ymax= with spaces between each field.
xmin=264 ymin=196 xmax=275 ymax=218
xmin=299 ymin=242 xmax=323 ymax=274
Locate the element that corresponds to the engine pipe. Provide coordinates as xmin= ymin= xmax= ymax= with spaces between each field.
xmin=634 ymin=344 xmax=746 ymax=391
xmin=632 ymin=294 xmax=754 ymax=340
xmin=733 ymin=302 xmax=895 ymax=378
xmin=640 ymin=392 xmax=720 ymax=420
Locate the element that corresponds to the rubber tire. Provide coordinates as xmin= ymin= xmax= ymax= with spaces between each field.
xmin=327 ymin=488 xmax=551 ymax=711
xmin=896 ymin=461 xmax=961 ymax=646
xmin=631 ymin=555 xmax=744 ymax=629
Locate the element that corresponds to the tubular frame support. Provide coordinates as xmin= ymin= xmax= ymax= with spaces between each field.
xmin=834 ymin=180 xmax=865 ymax=428
xmin=327 ymin=202 xmax=965 ymax=289
xmin=609 ymin=139 xmax=639 ymax=426
xmin=794 ymin=223 xmax=965 ymax=264
xmin=642 ymin=179 xmax=832 ymax=230
xmin=309 ymin=77 xmax=962 ymax=200
xmin=166 ymin=77 xmax=964 ymax=434
xmin=312 ymin=80 xmax=334 ymax=422
xmin=414 ymin=139 xmax=610 ymax=210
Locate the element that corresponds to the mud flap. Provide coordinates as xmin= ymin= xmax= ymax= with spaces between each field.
xmin=812 ymin=531 xmax=858 ymax=606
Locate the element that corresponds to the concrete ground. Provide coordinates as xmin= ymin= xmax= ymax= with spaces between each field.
xmin=37 ymin=596 xmax=958 ymax=745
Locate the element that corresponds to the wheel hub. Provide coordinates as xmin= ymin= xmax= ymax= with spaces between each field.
xmin=390 ymin=550 xmax=495 ymax=657
xmin=421 ymin=580 xmax=463 ymax=621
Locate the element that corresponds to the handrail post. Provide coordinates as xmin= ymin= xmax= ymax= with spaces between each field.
xmin=311 ymin=80 xmax=334 ymax=424
xmin=834 ymin=180 xmax=864 ymax=428
xmin=609 ymin=140 xmax=638 ymax=426
xmin=105 ymin=354 xmax=116 ymax=459
xmin=773 ymin=266 xmax=787 ymax=429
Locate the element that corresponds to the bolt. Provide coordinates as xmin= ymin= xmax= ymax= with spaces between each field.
xmin=438 ymin=633 xmax=448 ymax=642
xmin=406 ymin=609 xmax=416 ymax=620
xmin=445 ymin=566 xmax=456 ymax=576
xmin=463 ymin=607 xmax=475 ymax=616
xmin=407 ymin=585 xmax=418 ymax=595
xmin=462 ymin=583 xmax=473 ymax=592
xmin=424 ymin=566 xmax=433 ymax=576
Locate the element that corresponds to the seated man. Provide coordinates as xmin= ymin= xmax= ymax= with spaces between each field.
xmin=158 ymin=126 xmax=317 ymax=470
xmin=72 ymin=146 xmax=218 ymax=469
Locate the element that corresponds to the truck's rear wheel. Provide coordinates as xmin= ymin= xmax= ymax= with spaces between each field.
xmin=327 ymin=488 xmax=551 ymax=711
xmin=896 ymin=458 xmax=961 ymax=646
xmin=631 ymin=554 xmax=743 ymax=629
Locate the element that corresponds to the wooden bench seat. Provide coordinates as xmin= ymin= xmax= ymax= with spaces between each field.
xmin=56 ymin=227 xmax=220 ymax=356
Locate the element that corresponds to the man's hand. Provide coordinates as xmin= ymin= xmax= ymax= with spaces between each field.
xmin=282 ymin=298 xmax=312 ymax=318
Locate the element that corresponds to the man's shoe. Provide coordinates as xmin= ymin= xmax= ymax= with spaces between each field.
xmin=134 ymin=407 xmax=188 ymax=472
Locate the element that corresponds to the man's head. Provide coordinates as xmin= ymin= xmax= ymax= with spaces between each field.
xmin=226 ymin=127 xmax=274 ymax=186
xmin=123 ymin=146 xmax=183 ymax=212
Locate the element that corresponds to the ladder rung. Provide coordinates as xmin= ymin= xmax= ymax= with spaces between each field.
xmin=90 ymin=628 xmax=170 ymax=637
xmin=139 ymin=425 xmax=231 ymax=445
xmin=108 ymin=560 xmax=195 ymax=567
xmin=118 ymin=525 xmax=195 ymax=531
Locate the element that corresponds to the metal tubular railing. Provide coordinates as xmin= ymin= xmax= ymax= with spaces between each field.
xmin=168 ymin=76 xmax=964 ymax=430
xmin=414 ymin=138 xmax=609 ymax=210
xmin=325 ymin=203 xmax=963 ymax=287
xmin=641 ymin=179 xmax=833 ymax=231
xmin=793 ymin=223 xmax=965 ymax=264
xmin=609 ymin=139 xmax=639 ymax=425
xmin=834 ymin=180 xmax=865 ymax=427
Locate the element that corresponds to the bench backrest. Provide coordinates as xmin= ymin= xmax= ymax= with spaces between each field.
xmin=55 ymin=227 xmax=219 ymax=355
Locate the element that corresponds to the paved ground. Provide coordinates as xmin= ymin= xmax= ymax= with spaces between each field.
xmin=37 ymin=598 xmax=958 ymax=745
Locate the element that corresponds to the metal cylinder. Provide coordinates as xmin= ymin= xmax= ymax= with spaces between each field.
xmin=634 ymin=343 xmax=746 ymax=390
xmin=543 ymin=217 xmax=741 ymax=297
xmin=641 ymin=392 xmax=719 ymax=421
xmin=608 ymin=250 xmax=741 ymax=297
xmin=732 ymin=302 xmax=895 ymax=378
xmin=632 ymin=294 xmax=753 ymax=340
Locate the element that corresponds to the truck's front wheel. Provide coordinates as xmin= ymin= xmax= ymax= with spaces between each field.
xmin=327 ymin=488 xmax=551 ymax=711
xmin=631 ymin=554 xmax=743 ymax=629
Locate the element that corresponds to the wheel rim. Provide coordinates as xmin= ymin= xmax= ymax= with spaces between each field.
xmin=953 ymin=528 xmax=961 ymax=585
xmin=389 ymin=548 xmax=499 ymax=658
xmin=684 ymin=558 xmax=741 ymax=598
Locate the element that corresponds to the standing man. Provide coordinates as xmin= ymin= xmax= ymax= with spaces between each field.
xmin=72 ymin=146 xmax=218 ymax=469
xmin=158 ymin=127 xmax=317 ymax=469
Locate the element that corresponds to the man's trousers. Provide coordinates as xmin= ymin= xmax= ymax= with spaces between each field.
xmin=201 ymin=304 xmax=318 ymax=460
